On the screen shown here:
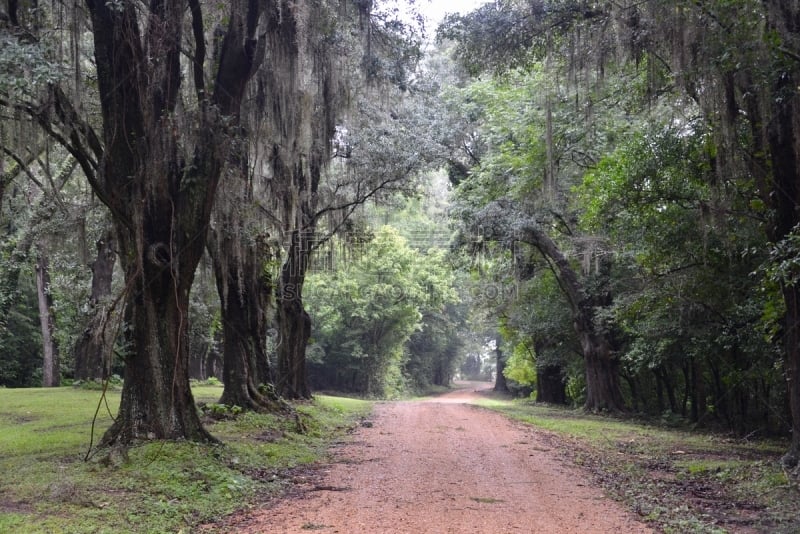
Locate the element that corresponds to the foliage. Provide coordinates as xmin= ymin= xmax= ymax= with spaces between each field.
xmin=459 ymin=352 xmax=484 ymax=380
xmin=502 ymin=340 xmax=536 ymax=390
xmin=435 ymin=0 xmax=792 ymax=432
xmin=499 ymin=268 xmax=577 ymax=396
xmin=0 ymin=143 xmax=107 ymax=386
xmin=405 ymin=301 xmax=466 ymax=391
xmin=188 ymin=259 xmax=223 ymax=381
xmin=574 ymin=124 xmax=778 ymax=428
xmin=306 ymin=225 xmax=459 ymax=396
xmin=0 ymin=270 xmax=41 ymax=386
xmin=0 ymin=37 xmax=63 ymax=98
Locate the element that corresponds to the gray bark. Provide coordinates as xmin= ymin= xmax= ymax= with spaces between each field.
xmin=35 ymin=252 xmax=59 ymax=387
xmin=73 ymin=229 xmax=116 ymax=381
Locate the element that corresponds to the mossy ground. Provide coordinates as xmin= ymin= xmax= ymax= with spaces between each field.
xmin=0 ymin=385 xmax=371 ymax=533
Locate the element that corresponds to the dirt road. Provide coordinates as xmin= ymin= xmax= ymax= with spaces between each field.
xmin=228 ymin=382 xmax=652 ymax=533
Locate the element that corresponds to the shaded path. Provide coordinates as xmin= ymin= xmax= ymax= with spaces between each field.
xmin=227 ymin=382 xmax=652 ymax=533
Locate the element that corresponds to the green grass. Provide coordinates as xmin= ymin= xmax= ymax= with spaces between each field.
xmin=475 ymin=395 xmax=798 ymax=534
xmin=0 ymin=387 xmax=117 ymax=458
xmin=0 ymin=386 xmax=372 ymax=533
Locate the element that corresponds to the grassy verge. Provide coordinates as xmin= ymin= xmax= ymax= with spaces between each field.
xmin=0 ymin=385 xmax=371 ymax=533
xmin=475 ymin=394 xmax=798 ymax=534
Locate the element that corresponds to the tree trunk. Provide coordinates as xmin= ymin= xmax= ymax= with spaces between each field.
xmin=654 ymin=370 xmax=665 ymax=412
xmin=276 ymin=230 xmax=312 ymax=399
xmin=764 ymin=84 xmax=800 ymax=461
xmin=756 ymin=0 xmax=800 ymax=468
xmin=580 ymin=328 xmax=624 ymax=412
xmin=654 ymin=366 xmax=677 ymax=414
xmin=101 ymin=218 xmax=214 ymax=444
xmin=74 ymin=229 xmax=116 ymax=381
xmin=35 ymin=252 xmax=59 ymax=387
xmin=209 ymin=229 xmax=281 ymax=411
xmin=493 ymin=339 xmax=509 ymax=392
xmin=622 ymin=372 xmax=639 ymax=412
xmin=216 ymin=290 xmax=275 ymax=409
xmin=276 ymin=299 xmax=312 ymax=399
xmin=84 ymin=0 xmax=265 ymax=444
xmin=690 ymin=356 xmax=706 ymax=423
xmin=767 ymin=86 xmax=800 ymax=464
xmin=681 ymin=363 xmax=690 ymax=418
xmin=536 ymin=364 xmax=566 ymax=404
xmin=514 ymin=220 xmax=625 ymax=412
xmin=433 ymin=361 xmax=445 ymax=386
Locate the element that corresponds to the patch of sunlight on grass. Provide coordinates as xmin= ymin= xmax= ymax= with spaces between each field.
xmin=473 ymin=397 xmax=513 ymax=408
xmin=0 ymin=387 xmax=118 ymax=458
xmin=191 ymin=384 xmax=224 ymax=404
xmin=314 ymin=394 xmax=372 ymax=416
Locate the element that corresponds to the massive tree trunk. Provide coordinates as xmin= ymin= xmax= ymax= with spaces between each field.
xmin=276 ymin=230 xmax=313 ymax=399
xmin=209 ymin=228 xmax=281 ymax=411
xmin=759 ymin=0 xmax=800 ymax=464
xmin=74 ymin=229 xmax=116 ymax=381
xmin=35 ymin=251 xmax=59 ymax=387
xmin=83 ymin=0 xmax=265 ymax=444
xmin=575 ymin=313 xmax=624 ymax=411
xmin=105 ymin=243 xmax=212 ymax=443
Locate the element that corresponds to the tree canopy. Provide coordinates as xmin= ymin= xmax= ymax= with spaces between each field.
xmin=437 ymin=0 xmax=800 ymax=469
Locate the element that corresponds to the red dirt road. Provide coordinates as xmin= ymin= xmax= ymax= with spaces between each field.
xmin=227 ymin=382 xmax=652 ymax=533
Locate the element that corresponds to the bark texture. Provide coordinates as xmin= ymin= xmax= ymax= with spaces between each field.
xmin=35 ymin=252 xmax=59 ymax=387
xmin=276 ymin=230 xmax=313 ymax=399
xmin=209 ymin=228 xmax=281 ymax=411
xmin=84 ymin=0 xmax=265 ymax=444
xmin=73 ymin=229 xmax=116 ymax=381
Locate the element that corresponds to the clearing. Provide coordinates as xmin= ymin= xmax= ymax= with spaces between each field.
xmin=217 ymin=381 xmax=652 ymax=533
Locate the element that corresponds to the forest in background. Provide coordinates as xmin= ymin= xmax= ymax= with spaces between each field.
xmin=2 ymin=0 xmax=800 ymax=472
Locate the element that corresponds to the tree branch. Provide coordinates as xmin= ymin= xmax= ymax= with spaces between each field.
xmin=0 ymin=145 xmax=46 ymax=191
xmin=188 ymin=0 xmax=207 ymax=104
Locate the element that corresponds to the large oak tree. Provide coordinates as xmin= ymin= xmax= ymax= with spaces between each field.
xmin=87 ymin=0 xmax=268 ymax=443
xmin=1 ymin=0 xmax=270 ymax=443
